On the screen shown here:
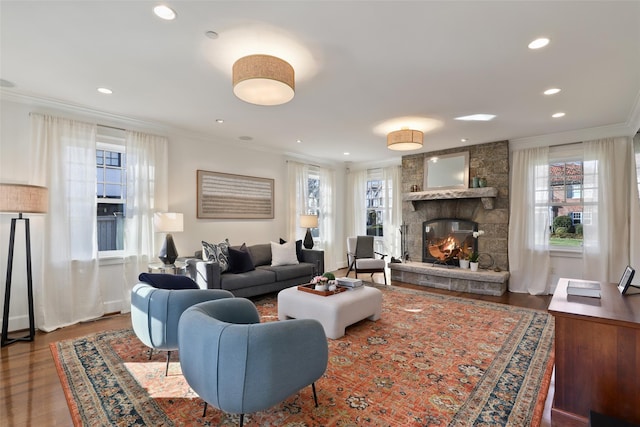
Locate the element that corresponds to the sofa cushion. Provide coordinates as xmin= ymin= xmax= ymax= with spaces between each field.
xmin=247 ymin=243 xmax=271 ymax=266
xmin=279 ymin=238 xmax=303 ymax=262
xmin=258 ymin=263 xmax=314 ymax=282
xmin=138 ymin=273 xmax=199 ymax=290
xmin=228 ymin=243 xmax=255 ymax=274
xmin=220 ymin=269 xmax=276 ymax=291
xmin=271 ymin=240 xmax=299 ymax=266
xmin=202 ymin=239 xmax=231 ymax=273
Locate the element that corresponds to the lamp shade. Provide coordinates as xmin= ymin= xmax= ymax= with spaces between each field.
xmin=232 ymin=54 xmax=295 ymax=106
xmin=153 ymin=212 xmax=184 ymax=233
xmin=0 ymin=184 xmax=48 ymax=214
xmin=387 ymin=129 xmax=423 ymax=151
xmin=300 ymin=214 xmax=318 ymax=228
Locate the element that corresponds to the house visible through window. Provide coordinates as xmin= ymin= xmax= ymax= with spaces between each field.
xmin=547 ymin=145 xmax=589 ymax=248
xmin=96 ymin=141 xmax=125 ymax=253
xmin=366 ymin=169 xmax=384 ymax=237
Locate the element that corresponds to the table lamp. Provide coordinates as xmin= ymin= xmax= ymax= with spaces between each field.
xmin=0 ymin=183 xmax=48 ymax=346
xmin=153 ymin=212 xmax=183 ymax=265
xmin=300 ymin=214 xmax=318 ymax=249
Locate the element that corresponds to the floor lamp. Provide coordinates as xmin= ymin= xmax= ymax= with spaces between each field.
xmin=0 ymin=184 xmax=48 ymax=347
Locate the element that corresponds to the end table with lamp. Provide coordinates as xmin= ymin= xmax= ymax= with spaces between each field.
xmin=148 ymin=260 xmax=187 ymax=275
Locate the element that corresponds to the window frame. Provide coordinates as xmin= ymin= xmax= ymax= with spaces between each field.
xmin=96 ymin=137 xmax=126 ymax=258
xmin=365 ymin=168 xmax=385 ymax=238
xmin=546 ymin=145 xmax=588 ymax=252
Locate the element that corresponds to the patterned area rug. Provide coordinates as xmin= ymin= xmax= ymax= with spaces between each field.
xmin=51 ymin=285 xmax=554 ymax=426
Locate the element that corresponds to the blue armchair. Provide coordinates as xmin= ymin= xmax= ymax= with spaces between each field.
xmin=178 ymin=298 xmax=328 ymax=426
xmin=130 ymin=282 xmax=234 ymax=375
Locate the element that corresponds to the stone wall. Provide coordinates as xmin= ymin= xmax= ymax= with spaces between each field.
xmin=401 ymin=140 xmax=510 ymax=271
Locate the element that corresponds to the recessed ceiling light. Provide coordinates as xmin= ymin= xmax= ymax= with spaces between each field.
xmin=343 ymin=152 xmax=350 ymax=156
xmin=461 ymin=138 xmax=468 ymax=143
xmin=205 ymin=31 xmax=219 ymax=40
xmin=528 ymin=38 xmax=550 ymax=49
xmin=153 ymin=5 xmax=176 ymax=20
xmin=215 ymin=119 xmax=224 ymax=123
xmin=296 ymin=139 xmax=302 ymax=143
xmin=544 ymin=88 xmax=561 ymax=95
xmin=454 ymin=114 xmax=496 ymax=121
xmin=97 ymin=87 xmax=112 ymax=94
xmin=552 ymin=112 xmax=566 ymax=118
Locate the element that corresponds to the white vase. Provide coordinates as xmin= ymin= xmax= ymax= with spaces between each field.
xmin=459 ymin=259 xmax=470 ymax=269
xmin=470 ymin=262 xmax=479 ymax=272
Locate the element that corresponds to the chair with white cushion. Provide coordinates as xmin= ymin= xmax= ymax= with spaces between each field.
xmin=346 ymin=236 xmax=387 ymax=284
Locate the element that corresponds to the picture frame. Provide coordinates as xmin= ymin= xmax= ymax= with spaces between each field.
xmin=197 ymin=170 xmax=274 ymax=219
xmin=617 ymin=265 xmax=636 ymax=295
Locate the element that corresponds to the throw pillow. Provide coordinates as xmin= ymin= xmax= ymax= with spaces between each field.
xmin=279 ymin=238 xmax=303 ymax=262
xmin=228 ymin=243 xmax=255 ymax=274
xmin=271 ymin=240 xmax=299 ymax=266
xmin=202 ymin=239 xmax=230 ymax=273
xmin=138 ymin=273 xmax=199 ymax=290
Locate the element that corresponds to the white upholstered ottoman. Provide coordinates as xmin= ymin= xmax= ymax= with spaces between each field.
xmin=277 ymin=285 xmax=383 ymax=339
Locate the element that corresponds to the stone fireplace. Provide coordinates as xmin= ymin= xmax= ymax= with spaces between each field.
xmin=390 ymin=140 xmax=510 ymax=295
xmin=423 ymin=218 xmax=478 ymax=265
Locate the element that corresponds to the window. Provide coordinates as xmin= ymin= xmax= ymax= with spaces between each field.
xmin=366 ymin=170 xmax=384 ymax=237
xmin=96 ymin=141 xmax=126 ymax=253
xmin=306 ymin=169 xmax=320 ymax=238
xmin=547 ymin=146 xmax=589 ymax=248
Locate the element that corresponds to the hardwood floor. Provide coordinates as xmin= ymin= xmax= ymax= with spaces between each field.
xmin=0 ymin=270 xmax=555 ymax=427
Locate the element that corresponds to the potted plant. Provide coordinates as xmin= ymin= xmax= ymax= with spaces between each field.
xmin=458 ymin=250 xmax=470 ymax=269
xmin=469 ymin=252 xmax=480 ymax=271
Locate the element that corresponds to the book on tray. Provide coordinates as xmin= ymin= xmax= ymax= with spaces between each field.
xmin=336 ymin=277 xmax=363 ymax=288
xmin=566 ymin=279 xmax=601 ymax=298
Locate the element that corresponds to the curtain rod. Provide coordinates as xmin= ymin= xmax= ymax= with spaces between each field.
xmin=97 ymin=124 xmax=126 ymax=132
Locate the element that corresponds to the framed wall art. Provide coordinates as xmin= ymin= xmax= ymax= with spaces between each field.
xmin=197 ymin=170 xmax=274 ymax=219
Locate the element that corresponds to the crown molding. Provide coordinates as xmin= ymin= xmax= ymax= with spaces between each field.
xmin=509 ymin=122 xmax=635 ymax=151
xmin=1 ymin=90 xmax=299 ymax=159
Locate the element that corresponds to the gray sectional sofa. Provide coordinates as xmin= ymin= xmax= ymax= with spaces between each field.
xmin=185 ymin=243 xmax=324 ymax=298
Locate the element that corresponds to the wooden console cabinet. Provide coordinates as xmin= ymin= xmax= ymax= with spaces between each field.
xmin=548 ymin=278 xmax=640 ymax=426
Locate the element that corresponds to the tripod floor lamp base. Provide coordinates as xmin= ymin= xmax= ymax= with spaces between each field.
xmin=0 ymin=183 xmax=47 ymax=347
xmin=1 ymin=215 xmax=36 ymax=347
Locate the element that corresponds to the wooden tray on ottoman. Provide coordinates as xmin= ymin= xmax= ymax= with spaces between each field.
xmin=297 ymin=283 xmax=348 ymax=297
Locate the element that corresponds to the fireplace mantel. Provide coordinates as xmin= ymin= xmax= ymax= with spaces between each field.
xmin=404 ymin=187 xmax=498 ymax=210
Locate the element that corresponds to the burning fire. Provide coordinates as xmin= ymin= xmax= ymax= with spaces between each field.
xmin=427 ymin=236 xmax=460 ymax=261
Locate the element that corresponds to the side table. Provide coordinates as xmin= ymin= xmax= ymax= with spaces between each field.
xmin=148 ymin=261 xmax=187 ymax=275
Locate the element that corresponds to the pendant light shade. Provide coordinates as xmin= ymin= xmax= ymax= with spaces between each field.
xmin=387 ymin=129 xmax=423 ymax=151
xmin=232 ymin=54 xmax=295 ymax=106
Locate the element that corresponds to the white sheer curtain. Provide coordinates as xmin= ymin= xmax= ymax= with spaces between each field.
xmin=583 ymin=136 xmax=639 ymax=284
xmin=346 ymin=168 xmax=367 ymax=237
xmin=286 ymin=161 xmax=308 ymax=241
xmin=382 ymin=165 xmax=402 ymax=259
xmin=122 ymin=130 xmax=168 ymax=312
xmin=508 ymin=147 xmax=551 ymax=294
xmin=31 ymin=114 xmax=104 ymax=331
xmin=318 ymin=166 xmax=337 ymax=271
xmin=286 ymin=161 xmax=338 ymax=271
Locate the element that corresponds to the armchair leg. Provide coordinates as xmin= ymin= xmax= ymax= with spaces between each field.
xmin=312 ymin=382 xmax=318 ymax=407
xmin=346 ymin=260 xmax=355 ymax=277
xmin=165 ymin=350 xmax=171 ymax=376
xmin=148 ymin=348 xmax=153 ymax=360
xmin=240 ymin=413 xmax=244 ymax=427
xmin=202 ymin=401 xmax=208 ymax=417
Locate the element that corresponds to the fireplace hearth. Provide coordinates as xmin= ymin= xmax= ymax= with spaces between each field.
xmin=423 ymin=218 xmax=478 ymax=265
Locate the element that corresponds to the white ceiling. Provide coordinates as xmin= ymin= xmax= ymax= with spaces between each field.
xmin=2 ymin=1 xmax=639 ymax=164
